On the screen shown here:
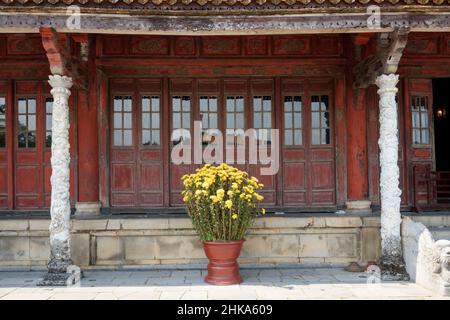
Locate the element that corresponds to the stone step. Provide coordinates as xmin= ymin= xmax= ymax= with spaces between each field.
xmin=429 ymin=227 xmax=450 ymax=241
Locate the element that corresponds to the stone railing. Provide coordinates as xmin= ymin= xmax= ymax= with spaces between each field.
xmin=0 ymin=215 xmax=381 ymax=269
xmin=402 ymin=217 xmax=450 ymax=296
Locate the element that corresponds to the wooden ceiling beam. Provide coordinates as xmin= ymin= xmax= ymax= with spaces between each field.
xmin=39 ymin=27 xmax=88 ymax=90
xmin=353 ymin=27 xmax=410 ymax=89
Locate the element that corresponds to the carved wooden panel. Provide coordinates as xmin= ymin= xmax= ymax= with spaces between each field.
xmin=0 ymin=166 xmax=7 ymax=208
xmin=112 ymin=164 xmax=134 ymax=191
xmin=6 ymin=35 xmax=44 ymax=56
xmin=102 ymin=36 xmax=126 ymax=55
xmin=245 ymin=36 xmax=268 ymax=56
xmin=445 ymin=36 xmax=450 ymax=55
xmin=130 ymin=36 xmax=170 ymax=55
xmin=100 ymin=34 xmax=345 ymax=59
xmin=314 ymin=36 xmax=342 ymax=56
xmin=272 ymin=36 xmax=311 ymax=55
xmin=283 ymin=162 xmax=305 ymax=189
xmin=174 ymin=37 xmax=196 ymax=56
xmin=201 ymin=36 xmax=241 ymax=56
xmin=0 ymin=35 xmax=6 ymax=57
xmin=405 ymin=34 xmax=439 ymax=55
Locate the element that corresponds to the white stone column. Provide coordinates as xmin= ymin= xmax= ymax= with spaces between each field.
xmin=375 ymin=74 xmax=408 ymax=280
xmin=40 ymin=75 xmax=75 ymax=285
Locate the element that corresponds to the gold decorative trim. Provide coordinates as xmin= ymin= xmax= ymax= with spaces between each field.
xmin=1 ymin=0 xmax=449 ymax=4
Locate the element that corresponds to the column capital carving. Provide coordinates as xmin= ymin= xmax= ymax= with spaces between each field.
xmin=48 ymin=75 xmax=73 ymax=95
xmin=375 ymin=74 xmax=399 ymax=94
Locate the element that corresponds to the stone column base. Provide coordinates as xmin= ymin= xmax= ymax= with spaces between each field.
xmin=346 ymin=200 xmax=372 ymax=214
xmin=75 ymin=202 xmax=102 ymax=217
xmin=38 ymin=272 xmax=74 ymax=286
xmin=38 ymin=266 xmax=82 ymax=287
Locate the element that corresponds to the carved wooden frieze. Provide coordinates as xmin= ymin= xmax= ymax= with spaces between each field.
xmin=404 ymin=33 xmax=450 ymax=56
xmin=405 ymin=34 xmax=439 ymax=55
xmin=102 ymin=36 xmax=125 ymax=55
xmin=0 ymin=0 xmax=449 ymax=4
xmin=272 ymin=36 xmax=311 ymax=55
xmin=130 ymin=36 xmax=170 ymax=55
xmin=100 ymin=34 xmax=344 ymax=58
xmin=174 ymin=36 xmax=196 ymax=56
xmin=7 ymin=35 xmax=44 ymax=55
xmin=314 ymin=36 xmax=343 ymax=56
xmin=245 ymin=36 xmax=268 ymax=56
xmin=445 ymin=36 xmax=450 ymax=55
xmin=201 ymin=36 xmax=241 ymax=56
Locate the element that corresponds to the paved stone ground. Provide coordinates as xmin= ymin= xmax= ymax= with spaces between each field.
xmin=0 ymin=268 xmax=448 ymax=300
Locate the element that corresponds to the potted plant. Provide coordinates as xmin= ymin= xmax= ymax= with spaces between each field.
xmin=182 ymin=163 xmax=266 ymax=285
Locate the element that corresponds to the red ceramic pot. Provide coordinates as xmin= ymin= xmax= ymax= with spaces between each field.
xmin=203 ymin=240 xmax=244 ymax=285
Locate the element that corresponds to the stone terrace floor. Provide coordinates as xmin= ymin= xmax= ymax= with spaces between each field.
xmin=0 ymin=267 xmax=448 ymax=300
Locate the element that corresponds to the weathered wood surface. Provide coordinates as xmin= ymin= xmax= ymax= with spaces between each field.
xmin=0 ymin=12 xmax=450 ymax=35
xmin=40 ymin=27 xmax=88 ymax=90
xmin=354 ymin=28 xmax=409 ymax=88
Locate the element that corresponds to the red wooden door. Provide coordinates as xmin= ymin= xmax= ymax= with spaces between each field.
xmin=248 ymin=79 xmax=277 ymax=206
xmin=0 ymin=81 xmax=9 ymax=209
xmin=169 ymin=78 xmax=195 ymax=205
xmin=110 ymin=79 xmax=165 ymax=207
xmin=404 ymin=79 xmax=434 ymax=207
xmin=137 ymin=80 xmax=164 ymax=206
xmin=14 ymin=81 xmax=52 ymax=209
xmin=168 ymin=78 xmax=278 ymax=206
xmin=280 ymin=78 xmax=335 ymax=206
xmin=109 ymin=77 xmax=336 ymax=208
xmin=0 ymin=80 xmax=76 ymax=211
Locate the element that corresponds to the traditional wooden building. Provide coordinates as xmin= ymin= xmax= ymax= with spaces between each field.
xmin=0 ymin=1 xmax=449 ymax=283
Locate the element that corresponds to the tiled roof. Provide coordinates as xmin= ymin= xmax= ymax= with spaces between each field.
xmin=1 ymin=0 xmax=448 ymax=5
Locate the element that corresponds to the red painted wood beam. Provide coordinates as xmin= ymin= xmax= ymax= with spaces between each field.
xmin=345 ymin=35 xmax=370 ymax=202
xmin=77 ymin=37 xmax=100 ymax=204
xmin=354 ymin=33 xmax=374 ymax=46
xmin=39 ymin=27 xmax=88 ymax=90
xmin=39 ymin=27 xmax=69 ymax=76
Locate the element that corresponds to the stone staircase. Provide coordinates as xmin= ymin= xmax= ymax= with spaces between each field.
xmin=402 ymin=214 xmax=450 ymax=296
xmin=406 ymin=213 xmax=450 ymax=240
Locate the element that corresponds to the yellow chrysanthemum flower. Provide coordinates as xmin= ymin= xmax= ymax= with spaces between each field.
xmin=255 ymin=194 xmax=264 ymax=201
xmin=225 ymin=200 xmax=233 ymax=209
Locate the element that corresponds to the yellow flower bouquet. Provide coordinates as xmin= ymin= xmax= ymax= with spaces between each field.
xmin=181 ymin=163 xmax=265 ymax=241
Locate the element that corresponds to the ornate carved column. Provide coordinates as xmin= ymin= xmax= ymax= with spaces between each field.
xmin=375 ymin=74 xmax=408 ymax=280
xmin=40 ymin=75 xmax=75 ymax=286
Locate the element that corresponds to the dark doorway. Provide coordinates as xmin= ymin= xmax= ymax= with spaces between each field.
xmin=432 ymin=78 xmax=450 ymax=171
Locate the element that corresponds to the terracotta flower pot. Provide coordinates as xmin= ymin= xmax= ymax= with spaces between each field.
xmin=203 ymin=240 xmax=244 ymax=285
